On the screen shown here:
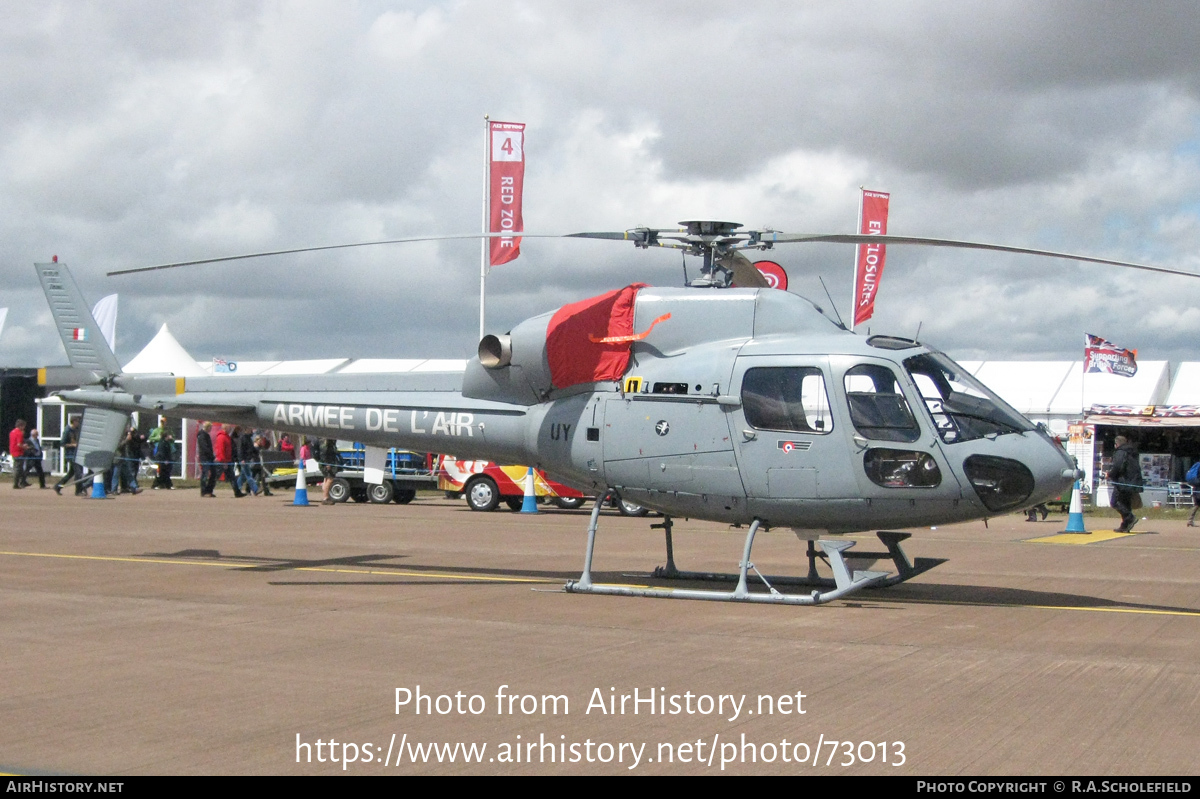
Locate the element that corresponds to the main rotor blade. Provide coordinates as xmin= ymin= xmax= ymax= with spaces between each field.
xmin=107 ymin=226 xmax=1199 ymax=281
xmin=565 ymin=229 xmax=685 ymax=241
xmin=718 ymin=250 xmax=770 ymax=288
xmin=106 ymin=233 xmax=557 ymax=276
xmin=763 ymin=233 xmax=1200 ymax=279
xmin=564 ymin=231 xmax=640 ymax=241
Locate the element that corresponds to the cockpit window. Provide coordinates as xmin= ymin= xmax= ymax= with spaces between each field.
xmin=742 ymin=367 xmax=832 ymax=434
xmin=903 ymin=352 xmax=1033 ymax=443
xmin=843 ymin=364 xmax=921 ymax=442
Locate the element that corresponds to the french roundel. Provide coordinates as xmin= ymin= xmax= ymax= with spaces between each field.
xmin=753 ymin=260 xmax=788 ymax=291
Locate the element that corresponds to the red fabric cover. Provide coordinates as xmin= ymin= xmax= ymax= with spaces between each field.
xmin=546 ymin=284 xmax=646 ymax=389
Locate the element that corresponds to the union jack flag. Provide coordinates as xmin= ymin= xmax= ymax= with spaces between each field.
xmin=1084 ymin=334 xmax=1137 ymax=378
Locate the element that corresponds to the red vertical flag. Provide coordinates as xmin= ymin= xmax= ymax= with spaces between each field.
xmin=852 ymin=189 xmax=890 ymax=329
xmin=489 ymin=121 xmax=525 ymax=266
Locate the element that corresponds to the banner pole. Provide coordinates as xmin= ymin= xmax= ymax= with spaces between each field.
xmin=480 ymin=114 xmax=490 ymax=341
xmin=1081 ymin=337 xmax=1086 ymax=419
xmin=850 ymin=186 xmax=864 ymax=332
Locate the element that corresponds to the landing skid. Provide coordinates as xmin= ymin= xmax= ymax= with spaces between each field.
xmin=651 ymin=521 xmax=946 ymax=589
xmin=563 ymin=500 xmax=901 ymax=605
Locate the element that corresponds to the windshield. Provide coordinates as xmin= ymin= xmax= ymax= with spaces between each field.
xmin=903 ymin=352 xmax=1033 ymax=443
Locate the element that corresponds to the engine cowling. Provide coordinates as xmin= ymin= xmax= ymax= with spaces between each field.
xmin=461 ymin=312 xmax=555 ymax=405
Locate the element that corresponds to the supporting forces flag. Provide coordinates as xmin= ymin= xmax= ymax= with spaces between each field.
xmin=851 ymin=189 xmax=890 ymax=329
xmin=489 ymin=121 xmax=525 ymax=266
xmin=1084 ymin=334 xmax=1138 ymax=377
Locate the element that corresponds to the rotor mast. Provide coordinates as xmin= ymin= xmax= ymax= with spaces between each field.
xmin=677 ymin=220 xmax=747 ymax=287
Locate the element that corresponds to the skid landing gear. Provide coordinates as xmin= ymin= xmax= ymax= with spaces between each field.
xmin=652 ymin=524 xmax=945 ymax=590
xmin=563 ymin=503 xmax=900 ymax=605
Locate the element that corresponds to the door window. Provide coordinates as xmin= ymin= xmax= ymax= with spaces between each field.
xmin=741 ymin=367 xmax=832 ymax=434
xmin=843 ymin=364 xmax=921 ymax=442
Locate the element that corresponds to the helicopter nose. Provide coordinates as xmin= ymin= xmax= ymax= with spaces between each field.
xmin=1026 ymin=437 xmax=1080 ymax=504
xmin=958 ymin=434 xmax=1077 ymax=513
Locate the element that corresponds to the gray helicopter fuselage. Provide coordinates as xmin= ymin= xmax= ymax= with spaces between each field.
xmin=473 ymin=286 xmax=1076 ymax=531
xmin=59 ymin=285 xmax=1075 ymax=533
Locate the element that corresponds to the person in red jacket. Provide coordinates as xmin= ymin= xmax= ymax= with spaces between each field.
xmin=212 ymin=424 xmax=245 ymax=498
xmin=9 ymin=419 xmax=28 ymax=489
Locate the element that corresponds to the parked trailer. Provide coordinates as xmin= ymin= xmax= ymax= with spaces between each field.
xmin=328 ymin=447 xmax=437 ymax=504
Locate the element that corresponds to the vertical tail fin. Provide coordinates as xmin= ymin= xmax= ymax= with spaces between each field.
xmin=36 ymin=262 xmax=129 ymax=471
xmin=77 ymin=407 xmax=130 ymax=472
xmin=35 ymin=262 xmax=123 ymax=376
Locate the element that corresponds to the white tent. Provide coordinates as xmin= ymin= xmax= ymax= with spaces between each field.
xmin=959 ymin=359 xmax=1171 ymax=419
xmin=91 ymin=294 xmax=118 ymax=353
xmin=122 ymin=324 xmax=205 ymax=376
xmin=967 ymin=361 xmax=1076 ymax=415
xmin=196 ymin=358 xmax=467 ymax=376
xmin=198 ymin=358 xmax=348 ymax=376
xmin=1165 ymin=363 xmax=1200 ymax=405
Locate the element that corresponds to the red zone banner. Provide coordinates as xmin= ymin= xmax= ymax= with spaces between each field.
xmin=489 ymin=121 xmax=525 ymax=266
xmin=852 ymin=189 xmax=890 ymax=328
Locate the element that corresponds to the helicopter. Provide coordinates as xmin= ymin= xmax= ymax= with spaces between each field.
xmin=33 ymin=221 xmax=1200 ymax=605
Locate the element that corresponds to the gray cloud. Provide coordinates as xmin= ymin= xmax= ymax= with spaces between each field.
xmin=2 ymin=0 xmax=1198 ymax=371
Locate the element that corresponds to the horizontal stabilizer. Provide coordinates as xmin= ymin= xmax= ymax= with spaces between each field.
xmin=38 ymin=366 xmax=106 ymax=390
xmin=112 ymin=374 xmax=186 ymax=396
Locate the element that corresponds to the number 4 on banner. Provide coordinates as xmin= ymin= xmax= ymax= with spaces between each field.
xmin=492 ymin=131 xmax=522 ymax=162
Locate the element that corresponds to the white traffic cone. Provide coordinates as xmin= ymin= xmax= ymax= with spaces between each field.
xmin=1060 ymin=480 xmax=1088 ymax=534
xmin=293 ymin=460 xmax=310 ymax=506
xmin=520 ymin=466 xmax=539 ymax=513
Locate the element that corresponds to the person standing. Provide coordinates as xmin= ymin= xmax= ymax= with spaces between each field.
xmin=55 ymin=416 xmax=84 ymax=495
xmin=320 ymin=438 xmax=340 ymax=505
xmin=1186 ymin=461 xmax=1200 ymax=527
xmin=147 ymin=417 xmax=166 ymax=488
xmin=213 ymin=424 xmax=244 ymax=498
xmin=197 ymin=422 xmax=216 ymax=497
xmin=153 ymin=430 xmax=176 ymax=490
xmin=25 ymin=429 xmax=47 ymax=489
xmin=147 ymin=418 xmax=164 ymax=451
xmin=254 ymin=432 xmax=274 ymax=497
xmin=1108 ymin=434 xmax=1143 ymax=533
xmin=115 ymin=427 xmax=143 ymax=495
xmin=9 ymin=419 xmax=28 ymax=489
xmin=236 ymin=427 xmax=259 ymax=496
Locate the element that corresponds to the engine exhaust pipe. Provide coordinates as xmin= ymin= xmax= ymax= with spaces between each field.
xmin=478 ymin=334 xmax=513 ymax=369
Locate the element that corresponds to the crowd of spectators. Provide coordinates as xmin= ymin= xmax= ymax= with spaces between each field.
xmin=7 ymin=417 xmax=337 ymax=499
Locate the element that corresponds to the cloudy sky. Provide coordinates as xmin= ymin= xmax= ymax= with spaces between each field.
xmin=2 ymin=1 xmax=1199 ymax=369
